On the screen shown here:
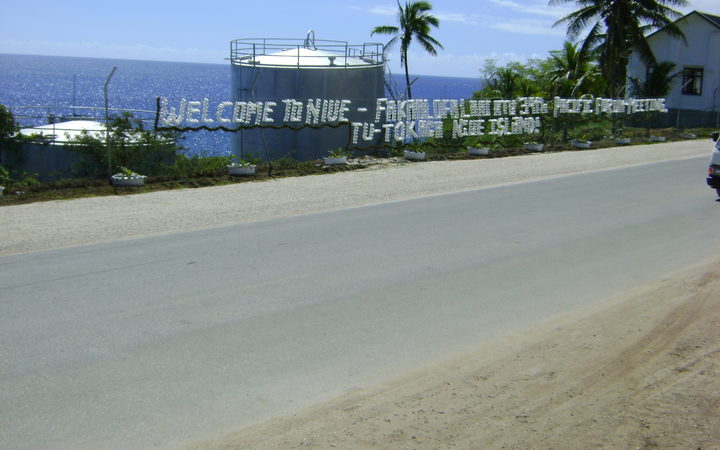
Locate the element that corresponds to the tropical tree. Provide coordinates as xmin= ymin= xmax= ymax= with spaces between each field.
xmin=372 ymin=0 xmax=443 ymax=99
xmin=476 ymin=59 xmax=547 ymax=99
xmin=628 ymin=60 xmax=677 ymax=97
xmin=70 ymin=113 xmax=180 ymax=178
xmin=628 ymin=60 xmax=677 ymax=134
xmin=484 ymin=67 xmax=522 ymax=98
xmin=550 ymin=0 xmax=687 ymax=97
xmin=548 ymin=41 xmax=602 ymax=97
xmin=0 ymin=104 xmax=16 ymax=141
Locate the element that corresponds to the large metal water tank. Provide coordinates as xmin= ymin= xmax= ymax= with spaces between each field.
xmin=230 ymin=33 xmax=385 ymax=161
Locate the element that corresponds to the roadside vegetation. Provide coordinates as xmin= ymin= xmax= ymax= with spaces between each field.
xmin=0 ymin=111 xmax=712 ymax=206
xmin=0 ymin=0 xmax=708 ymax=206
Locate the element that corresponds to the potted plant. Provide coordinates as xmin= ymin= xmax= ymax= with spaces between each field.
xmin=227 ymin=156 xmax=257 ymax=176
xmin=523 ymin=141 xmax=544 ymax=152
xmin=323 ymin=147 xmax=348 ymax=166
xmin=468 ymin=146 xmax=490 ymax=156
xmin=404 ymin=149 xmax=426 ymax=161
xmin=615 ymin=136 xmax=631 ymax=145
xmin=613 ymin=127 xmax=631 ymax=145
xmin=571 ymin=136 xmax=592 ymax=149
xmin=111 ymin=167 xmax=146 ymax=187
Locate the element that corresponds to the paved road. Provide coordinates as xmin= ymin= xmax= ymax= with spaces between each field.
xmin=2 ymin=156 xmax=719 ymax=449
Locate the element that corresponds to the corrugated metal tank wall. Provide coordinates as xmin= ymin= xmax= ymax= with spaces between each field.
xmin=230 ymin=39 xmax=385 ymax=161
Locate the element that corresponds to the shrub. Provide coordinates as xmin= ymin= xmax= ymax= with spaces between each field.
xmin=0 ymin=104 xmax=16 ymax=141
xmin=68 ymin=112 xmax=182 ymax=178
xmin=0 ymin=165 xmax=11 ymax=186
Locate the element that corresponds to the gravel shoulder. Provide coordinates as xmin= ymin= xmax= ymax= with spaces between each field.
xmin=0 ymin=141 xmax=710 ymax=256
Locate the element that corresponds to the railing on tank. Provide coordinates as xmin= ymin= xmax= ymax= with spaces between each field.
xmin=229 ymin=37 xmax=385 ymax=68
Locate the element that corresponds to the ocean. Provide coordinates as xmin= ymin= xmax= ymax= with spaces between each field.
xmin=0 ymin=53 xmax=481 ymax=155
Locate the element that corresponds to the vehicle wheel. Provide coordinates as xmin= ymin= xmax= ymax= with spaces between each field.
xmin=717 ymin=188 xmax=720 ymax=198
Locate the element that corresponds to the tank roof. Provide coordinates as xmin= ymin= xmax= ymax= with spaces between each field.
xmin=230 ymin=37 xmax=384 ymax=69
xmin=17 ymin=120 xmax=106 ymax=143
xmin=17 ymin=120 xmax=145 ymax=144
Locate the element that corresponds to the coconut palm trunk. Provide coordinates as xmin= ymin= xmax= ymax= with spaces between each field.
xmin=371 ymin=0 xmax=442 ymax=100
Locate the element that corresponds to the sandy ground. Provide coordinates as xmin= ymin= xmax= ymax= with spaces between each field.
xmin=3 ymin=141 xmax=719 ymax=448
xmin=186 ymin=257 xmax=720 ymax=449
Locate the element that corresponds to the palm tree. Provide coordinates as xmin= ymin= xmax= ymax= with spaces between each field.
xmin=550 ymin=0 xmax=687 ymax=97
xmin=547 ymin=41 xmax=603 ymax=141
xmin=628 ymin=60 xmax=677 ymax=97
xmin=548 ymin=41 xmax=601 ymax=97
xmin=628 ymin=60 xmax=677 ymax=135
xmin=476 ymin=59 xmax=546 ymax=99
xmin=372 ymin=0 xmax=443 ymax=99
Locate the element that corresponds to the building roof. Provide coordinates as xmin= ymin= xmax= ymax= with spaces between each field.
xmin=695 ymin=10 xmax=720 ymax=28
xmin=646 ymin=10 xmax=720 ymax=40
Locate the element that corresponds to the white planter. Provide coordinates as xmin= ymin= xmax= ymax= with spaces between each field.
xmin=404 ymin=150 xmax=426 ymax=161
xmin=111 ymin=175 xmax=146 ymax=187
xmin=680 ymin=133 xmax=696 ymax=139
xmin=615 ymin=137 xmax=632 ymax=145
xmin=468 ymin=147 xmax=490 ymax=156
xmin=323 ymin=156 xmax=347 ymax=166
xmin=227 ymin=164 xmax=256 ymax=176
xmin=572 ymin=140 xmax=592 ymax=149
xmin=524 ymin=143 xmax=544 ymax=152
xmin=650 ymin=136 xmax=666 ymax=142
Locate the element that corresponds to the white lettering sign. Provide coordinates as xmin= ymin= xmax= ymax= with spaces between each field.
xmin=158 ymin=96 xmax=668 ymax=144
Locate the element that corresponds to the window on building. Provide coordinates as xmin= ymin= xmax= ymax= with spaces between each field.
xmin=681 ymin=67 xmax=703 ymax=95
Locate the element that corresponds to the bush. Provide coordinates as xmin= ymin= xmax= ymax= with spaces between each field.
xmin=68 ymin=112 xmax=182 ymax=178
xmin=0 ymin=165 xmax=11 ymax=186
xmin=0 ymin=105 xmax=16 ymax=141
xmin=163 ymin=154 xmax=231 ymax=178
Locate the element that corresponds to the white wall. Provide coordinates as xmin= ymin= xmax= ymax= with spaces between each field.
xmin=628 ymin=12 xmax=719 ymax=114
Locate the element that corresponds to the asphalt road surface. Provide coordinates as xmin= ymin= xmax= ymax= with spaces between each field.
xmin=2 ymin=156 xmax=719 ymax=449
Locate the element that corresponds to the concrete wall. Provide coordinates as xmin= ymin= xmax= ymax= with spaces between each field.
xmin=0 ymin=142 xmax=89 ymax=181
xmin=634 ymin=108 xmax=720 ymax=128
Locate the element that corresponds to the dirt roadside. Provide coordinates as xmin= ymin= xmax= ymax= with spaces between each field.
xmin=0 ymin=141 xmax=709 ymax=256
xmin=187 ymin=257 xmax=720 ymax=449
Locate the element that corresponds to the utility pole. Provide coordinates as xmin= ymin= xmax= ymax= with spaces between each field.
xmin=104 ymin=67 xmax=117 ymax=179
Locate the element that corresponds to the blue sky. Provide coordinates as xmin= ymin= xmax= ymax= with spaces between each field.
xmin=1 ymin=0 xmax=716 ymax=78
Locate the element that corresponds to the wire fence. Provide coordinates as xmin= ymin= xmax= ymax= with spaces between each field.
xmin=7 ymin=105 xmax=157 ymax=127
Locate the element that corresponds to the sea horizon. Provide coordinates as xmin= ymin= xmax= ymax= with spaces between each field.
xmin=0 ymin=51 xmax=482 ymax=82
xmin=0 ymin=53 xmax=482 ymax=155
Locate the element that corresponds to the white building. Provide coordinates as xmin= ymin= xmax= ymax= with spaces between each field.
xmin=627 ymin=10 xmax=720 ymax=128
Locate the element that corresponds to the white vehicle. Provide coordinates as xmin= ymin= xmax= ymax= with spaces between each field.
xmin=708 ymin=132 xmax=720 ymax=198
